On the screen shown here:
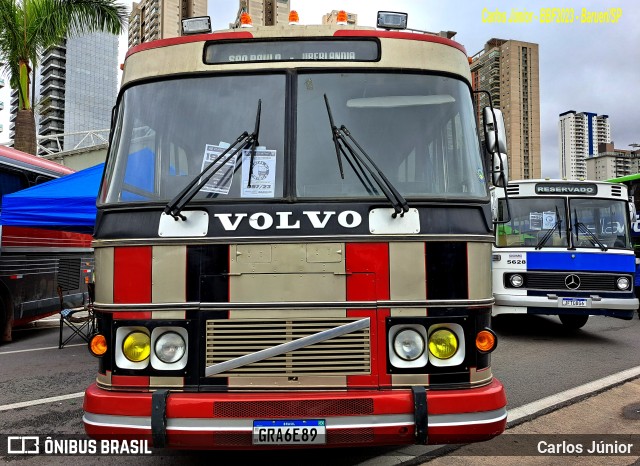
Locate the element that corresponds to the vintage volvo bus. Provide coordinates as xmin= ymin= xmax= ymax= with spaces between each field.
xmin=83 ymin=12 xmax=508 ymax=448
xmin=493 ymin=179 xmax=637 ymax=329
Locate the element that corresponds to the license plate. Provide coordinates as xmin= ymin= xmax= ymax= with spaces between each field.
xmin=252 ymin=419 xmax=326 ymax=445
xmin=560 ymin=298 xmax=589 ymax=307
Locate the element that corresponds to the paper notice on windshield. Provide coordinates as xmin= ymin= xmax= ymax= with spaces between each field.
xmin=542 ymin=211 xmax=556 ymax=230
xmin=241 ymin=149 xmax=276 ymax=198
xmin=530 ymin=212 xmax=542 ymax=231
xmin=200 ymin=144 xmax=237 ymax=194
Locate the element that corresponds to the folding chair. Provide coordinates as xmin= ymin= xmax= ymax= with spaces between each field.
xmin=58 ymin=284 xmax=96 ymax=349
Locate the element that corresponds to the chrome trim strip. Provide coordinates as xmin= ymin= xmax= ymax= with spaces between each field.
xmin=494 ymin=294 xmax=639 ymax=310
xmin=92 ymin=234 xmax=494 ymax=248
xmin=83 ymin=409 xmax=507 ymax=431
xmin=0 ymin=247 xmax=94 ymax=254
xmin=93 ymin=298 xmax=494 ymax=312
xmin=429 ymin=408 xmax=507 ymax=427
xmin=205 ymin=318 xmax=370 ymax=376
xmin=83 ymin=413 xmax=150 ymax=430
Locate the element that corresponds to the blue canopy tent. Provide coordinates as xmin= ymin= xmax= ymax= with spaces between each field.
xmin=1 ymin=163 xmax=104 ymax=234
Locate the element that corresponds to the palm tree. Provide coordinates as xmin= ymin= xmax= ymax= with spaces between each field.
xmin=0 ymin=0 xmax=127 ymax=154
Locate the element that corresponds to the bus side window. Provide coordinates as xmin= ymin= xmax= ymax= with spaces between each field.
xmin=0 ymin=169 xmax=29 ymax=208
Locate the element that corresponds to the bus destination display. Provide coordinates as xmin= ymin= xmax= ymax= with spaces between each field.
xmin=205 ymin=39 xmax=379 ymax=64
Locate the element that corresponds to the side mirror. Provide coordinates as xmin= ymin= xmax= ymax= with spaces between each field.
xmin=491 ymin=153 xmax=509 ymax=188
xmin=482 ymin=107 xmax=507 ymax=155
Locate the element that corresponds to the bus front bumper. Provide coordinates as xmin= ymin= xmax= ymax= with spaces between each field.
xmin=493 ymin=294 xmax=638 ymax=319
xmin=83 ymin=379 xmax=507 ymax=449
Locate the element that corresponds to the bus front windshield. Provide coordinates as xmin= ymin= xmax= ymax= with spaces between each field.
xmin=496 ymin=198 xmax=568 ymax=248
xmin=570 ymin=198 xmax=630 ymax=249
xmin=496 ymin=197 xmax=630 ymax=249
xmin=102 ymin=72 xmax=486 ymax=205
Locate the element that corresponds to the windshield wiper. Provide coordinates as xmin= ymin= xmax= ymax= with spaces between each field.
xmin=573 ymin=209 xmax=607 ymax=251
xmin=535 ymin=206 xmax=562 ymax=250
xmin=324 ymin=94 xmax=410 ymax=218
xmin=164 ymin=99 xmax=262 ymax=220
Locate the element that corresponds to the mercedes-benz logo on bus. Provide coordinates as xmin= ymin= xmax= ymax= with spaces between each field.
xmin=565 ymin=274 xmax=581 ymax=290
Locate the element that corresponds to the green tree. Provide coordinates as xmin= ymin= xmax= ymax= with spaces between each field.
xmin=0 ymin=0 xmax=126 ymax=154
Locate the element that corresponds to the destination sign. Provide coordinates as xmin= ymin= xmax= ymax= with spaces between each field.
xmin=535 ymin=183 xmax=598 ymax=195
xmin=205 ymin=39 xmax=380 ymax=64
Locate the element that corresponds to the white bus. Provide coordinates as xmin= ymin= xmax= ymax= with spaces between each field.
xmin=492 ymin=179 xmax=638 ymax=329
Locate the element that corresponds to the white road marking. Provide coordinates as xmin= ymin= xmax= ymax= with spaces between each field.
xmin=0 ymin=343 xmax=85 ymax=355
xmin=0 ymin=392 xmax=85 ymax=412
xmin=508 ymin=364 xmax=640 ymax=424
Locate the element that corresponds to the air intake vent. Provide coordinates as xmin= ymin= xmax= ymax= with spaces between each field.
xmin=611 ymin=185 xmax=623 ymax=197
xmin=506 ymin=184 xmax=520 ymax=196
xmin=58 ymin=258 xmax=80 ymax=291
xmin=205 ymin=318 xmax=370 ymax=377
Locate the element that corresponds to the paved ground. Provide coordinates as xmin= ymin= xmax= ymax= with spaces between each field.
xmin=416 ymin=378 xmax=640 ymax=465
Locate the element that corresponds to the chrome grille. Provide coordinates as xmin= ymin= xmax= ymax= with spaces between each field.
xmin=508 ymin=272 xmax=630 ymax=292
xmin=205 ymin=318 xmax=370 ymax=376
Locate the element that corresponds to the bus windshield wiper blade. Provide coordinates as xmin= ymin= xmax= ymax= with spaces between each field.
xmin=246 ymin=100 xmax=262 ymax=188
xmin=164 ymin=99 xmax=262 ymax=220
xmin=324 ymin=94 xmax=410 ymax=218
xmin=535 ymin=206 xmax=562 ymax=250
xmin=324 ymin=95 xmax=378 ymax=196
xmin=573 ymin=209 xmax=607 ymax=251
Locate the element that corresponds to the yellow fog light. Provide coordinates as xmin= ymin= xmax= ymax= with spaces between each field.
xmin=428 ymin=329 xmax=458 ymax=360
xmin=122 ymin=331 xmax=150 ymax=362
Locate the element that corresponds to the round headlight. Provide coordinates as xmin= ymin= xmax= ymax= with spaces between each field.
xmin=617 ymin=277 xmax=630 ymax=290
xmin=393 ymin=329 xmax=425 ymax=361
xmin=122 ymin=331 xmax=150 ymax=362
xmin=428 ymin=329 xmax=458 ymax=360
xmin=155 ymin=331 xmax=186 ymax=363
xmin=510 ymin=274 xmax=524 ymax=288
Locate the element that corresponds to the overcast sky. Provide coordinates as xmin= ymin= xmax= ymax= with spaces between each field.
xmin=2 ymin=0 xmax=638 ymax=177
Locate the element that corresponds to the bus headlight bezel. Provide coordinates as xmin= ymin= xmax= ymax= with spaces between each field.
xmin=388 ymin=324 xmax=428 ymax=368
xmin=616 ymin=276 xmax=630 ymax=291
xmin=151 ymin=327 xmax=189 ymax=370
xmin=427 ymin=323 xmax=466 ymax=367
xmin=393 ymin=328 xmax=425 ymax=361
xmin=115 ymin=326 xmax=150 ymax=370
xmin=509 ymin=273 xmax=524 ymax=288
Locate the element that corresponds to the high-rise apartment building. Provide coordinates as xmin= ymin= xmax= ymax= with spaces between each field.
xmin=586 ymin=143 xmax=640 ymax=181
xmin=470 ymin=38 xmax=541 ymax=180
xmin=38 ymin=32 xmax=119 ymax=154
xmin=322 ymin=10 xmax=358 ymax=25
xmin=232 ymin=0 xmax=290 ymax=27
xmin=559 ymin=110 xmax=611 ymax=180
xmin=129 ymin=0 xmax=208 ymax=48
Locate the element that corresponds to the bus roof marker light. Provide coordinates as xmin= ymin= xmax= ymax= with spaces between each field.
xmin=336 ymin=10 xmax=349 ymax=25
xmin=289 ymin=10 xmax=299 ymax=25
xmin=240 ymin=12 xmax=253 ymax=28
xmin=377 ymin=11 xmax=408 ymax=30
xmin=181 ymin=16 xmax=211 ymax=35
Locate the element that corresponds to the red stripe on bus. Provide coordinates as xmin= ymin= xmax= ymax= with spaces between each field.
xmin=113 ymin=246 xmax=152 ymax=319
xmin=1 ymin=226 xmax=92 ymax=248
xmin=345 ymin=243 xmax=391 ymax=387
xmin=0 ymin=145 xmax=74 ymax=175
xmin=345 ymin=243 xmax=389 ymax=300
xmin=125 ymin=31 xmax=254 ymax=59
xmin=333 ymin=29 xmax=467 ymax=55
